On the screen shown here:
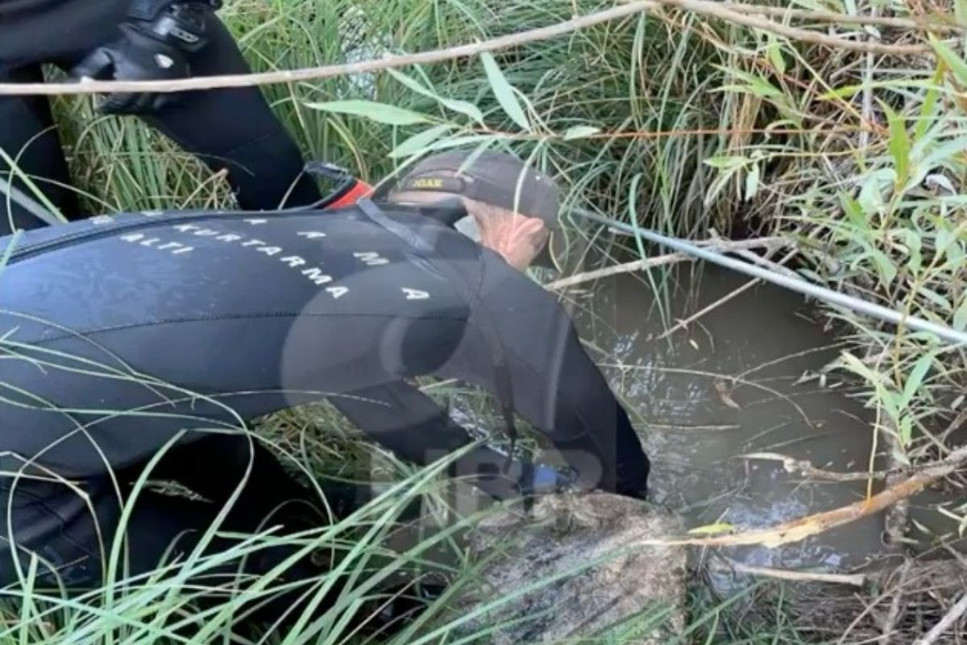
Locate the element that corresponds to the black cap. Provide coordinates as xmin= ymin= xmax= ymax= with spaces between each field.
xmin=392 ymin=150 xmax=561 ymax=228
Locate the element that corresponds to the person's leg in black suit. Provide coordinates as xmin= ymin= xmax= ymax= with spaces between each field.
xmin=0 ymin=64 xmax=81 ymax=235
xmin=131 ymin=14 xmax=322 ymax=210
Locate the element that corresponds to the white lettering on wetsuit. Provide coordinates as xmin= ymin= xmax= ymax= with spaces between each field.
xmin=354 ymin=251 xmax=389 ymax=266
xmin=114 ymin=219 xmax=435 ymax=303
xmin=402 ymin=288 xmax=430 ymax=300
xmin=118 ymin=233 xmax=194 ymax=254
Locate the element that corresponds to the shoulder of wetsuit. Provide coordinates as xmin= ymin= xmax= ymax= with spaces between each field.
xmin=0 ymin=209 xmax=237 ymax=263
xmin=367 ymin=199 xmax=469 ymax=229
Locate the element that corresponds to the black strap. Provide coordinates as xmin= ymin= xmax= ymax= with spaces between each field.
xmin=356 ymin=199 xmax=520 ymax=465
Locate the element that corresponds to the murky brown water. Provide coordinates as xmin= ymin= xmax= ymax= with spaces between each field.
xmin=567 ymin=264 xmax=913 ymax=573
xmin=571 ymin=260 xmax=967 ymax=569
xmin=391 ymin=261 xmax=963 ymax=579
xmin=569 ymin=262 xmax=967 ymax=575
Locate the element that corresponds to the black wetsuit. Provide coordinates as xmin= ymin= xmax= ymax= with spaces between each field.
xmin=0 ymin=203 xmax=650 ymax=593
xmin=0 ymin=0 xmax=321 ymax=234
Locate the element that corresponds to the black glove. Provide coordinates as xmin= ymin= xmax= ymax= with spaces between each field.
xmin=520 ymin=461 xmax=578 ymax=497
xmin=70 ymin=1 xmax=217 ymax=116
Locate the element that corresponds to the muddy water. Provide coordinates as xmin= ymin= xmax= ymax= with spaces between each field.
xmin=392 ymin=261 xmax=961 ymax=578
xmin=568 ymin=264 xmax=891 ymax=572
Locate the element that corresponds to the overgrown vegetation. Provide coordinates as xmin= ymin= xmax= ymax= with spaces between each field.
xmin=5 ymin=0 xmax=966 ymax=641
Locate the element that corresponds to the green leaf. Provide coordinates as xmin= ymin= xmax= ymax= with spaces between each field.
xmin=423 ymin=134 xmax=495 ymax=152
xmin=914 ymin=66 xmax=943 ymax=142
xmin=898 ymin=416 xmax=913 ymax=446
xmin=439 ymin=98 xmax=485 ymax=124
xmin=717 ymin=69 xmax=784 ymax=99
xmin=931 ymin=36 xmax=967 ymax=86
xmin=744 ymin=163 xmax=760 ymax=201
xmin=703 ymin=155 xmax=748 ymax=169
xmin=870 ymin=248 xmax=898 ymax=287
xmin=881 ymin=388 xmax=902 ymax=423
xmin=881 ymin=100 xmax=911 ymax=186
xmin=920 ymin=134 xmax=967 ymax=172
xmin=563 ymin=125 xmax=601 ymax=140
xmin=480 ymin=52 xmax=531 ymax=131
xmin=839 ymin=192 xmax=866 ymax=229
xmin=901 ymin=353 xmax=934 ymax=408
xmin=386 ymin=68 xmax=434 ymax=97
xmin=858 ymin=175 xmax=882 ymax=216
xmin=917 ymin=287 xmax=951 ymax=312
xmin=954 ymin=298 xmax=967 ymax=331
xmin=766 ymin=37 xmax=786 ymax=75
xmin=304 ymin=100 xmax=430 ymax=126
xmin=821 ymin=84 xmax=862 ymax=101
xmin=896 ymin=229 xmax=922 ymax=274
xmin=389 ymin=124 xmax=453 ymax=158
xmin=838 ymin=351 xmax=878 ymax=385
xmin=385 ymin=69 xmax=485 ymax=123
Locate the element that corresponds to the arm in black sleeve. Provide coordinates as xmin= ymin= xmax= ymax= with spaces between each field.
xmin=438 ymin=261 xmax=651 ymax=499
xmin=535 ymin=317 xmax=650 ymax=498
xmin=330 ymin=380 xmax=536 ymax=500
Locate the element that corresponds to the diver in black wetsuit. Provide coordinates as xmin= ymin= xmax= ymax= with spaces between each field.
xmin=0 ymin=0 xmax=321 ymax=234
xmin=0 ymin=150 xmax=650 ymax=624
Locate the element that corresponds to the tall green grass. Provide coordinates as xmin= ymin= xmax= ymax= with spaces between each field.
xmin=9 ymin=0 xmax=965 ymax=640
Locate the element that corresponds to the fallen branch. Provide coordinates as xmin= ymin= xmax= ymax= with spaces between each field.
xmin=638 ymin=444 xmax=967 ymax=549
xmin=739 ymin=451 xmax=892 ymax=482
xmin=545 ymin=236 xmax=789 ymax=290
xmin=0 ymin=1 xmax=654 ymax=96
xmin=0 ymin=0 xmax=937 ymax=97
xmin=546 ymin=252 xmax=687 ymax=290
xmin=718 ymin=561 xmax=868 ymax=587
xmin=915 ymin=592 xmax=967 ymax=645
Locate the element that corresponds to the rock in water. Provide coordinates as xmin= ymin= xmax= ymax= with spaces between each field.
xmin=445 ymin=492 xmax=687 ymax=644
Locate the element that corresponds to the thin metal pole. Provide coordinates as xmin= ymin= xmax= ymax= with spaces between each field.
xmin=575 ymin=211 xmax=967 ymax=347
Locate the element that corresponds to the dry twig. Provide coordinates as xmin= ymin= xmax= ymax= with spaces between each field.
xmin=915 ymin=592 xmax=967 ymax=645
xmin=739 ymin=451 xmax=892 ymax=482
xmin=879 ymin=559 xmax=914 ymax=645
xmin=545 ymin=236 xmax=788 ymax=290
xmin=0 ymin=0 xmax=939 ymax=98
xmin=718 ymin=560 xmax=868 ymax=586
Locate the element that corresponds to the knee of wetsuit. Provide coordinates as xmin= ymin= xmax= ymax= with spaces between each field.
xmin=217 ymin=129 xmax=322 ymax=210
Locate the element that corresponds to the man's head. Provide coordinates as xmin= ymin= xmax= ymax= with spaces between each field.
xmin=384 ymin=150 xmax=561 ymax=270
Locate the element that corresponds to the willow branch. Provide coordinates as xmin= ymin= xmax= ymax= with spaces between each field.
xmin=0 ymin=0 xmax=939 ymax=97
xmin=638 ymin=443 xmax=967 ymax=549
xmin=0 ymin=1 xmax=658 ymax=97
